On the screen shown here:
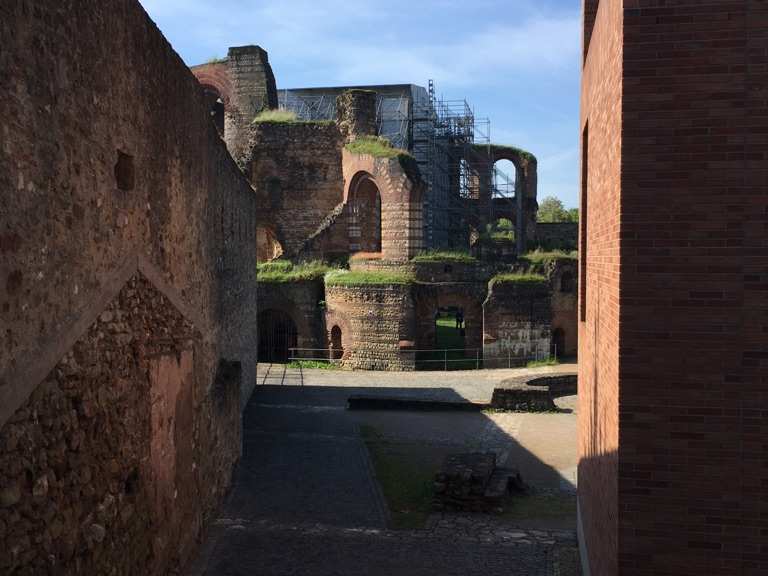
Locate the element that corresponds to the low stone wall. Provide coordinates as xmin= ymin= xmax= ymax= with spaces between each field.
xmin=491 ymin=373 xmax=577 ymax=412
xmin=325 ymin=284 xmax=416 ymax=370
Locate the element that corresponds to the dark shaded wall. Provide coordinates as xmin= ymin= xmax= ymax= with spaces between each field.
xmin=0 ymin=0 xmax=258 ymax=573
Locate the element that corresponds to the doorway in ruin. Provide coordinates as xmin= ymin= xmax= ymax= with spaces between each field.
xmin=348 ymin=176 xmax=382 ymax=254
xmin=330 ymin=325 xmax=344 ymax=360
xmin=258 ymin=309 xmax=298 ymax=363
xmin=551 ymin=327 xmax=565 ymax=359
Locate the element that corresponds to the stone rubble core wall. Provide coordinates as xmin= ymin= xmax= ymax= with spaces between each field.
xmin=336 ymin=90 xmax=378 ymax=144
xmin=190 ymin=46 xmax=279 ymax=166
xmin=1 ymin=0 xmax=258 ymax=573
xmin=325 ymin=284 xmax=417 ymax=371
xmin=482 ymin=281 xmax=552 ymax=368
xmin=534 ymin=222 xmax=578 ymax=252
xmin=245 ymin=122 xmax=345 ymax=259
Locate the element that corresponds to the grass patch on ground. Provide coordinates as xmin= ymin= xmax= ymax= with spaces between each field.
xmin=287 ymin=360 xmax=341 ymax=370
xmin=411 ymin=250 xmax=477 ymax=264
xmin=325 ymin=269 xmax=414 ymax=286
xmin=360 ymin=425 xmax=437 ymax=530
xmin=500 ymin=491 xmax=576 ymax=528
xmin=526 ymin=357 xmax=560 ymax=368
xmin=490 ymin=272 xmax=548 ymax=288
xmin=416 ymin=316 xmax=479 ymax=371
xmin=518 ymin=249 xmax=577 ymax=273
xmin=257 ymin=260 xmax=331 ymax=283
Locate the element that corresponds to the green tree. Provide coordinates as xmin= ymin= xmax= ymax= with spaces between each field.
xmin=537 ymin=196 xmax=578 ymax=223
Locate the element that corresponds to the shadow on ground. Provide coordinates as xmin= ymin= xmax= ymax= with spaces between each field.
xmin=186 ymin=368 xmax=580 ymax=576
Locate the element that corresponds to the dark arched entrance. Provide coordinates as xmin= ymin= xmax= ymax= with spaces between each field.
xmin=258 ymin=309 xmax=298 ymax=363
xmin=330 ymin=325 xmax=343 ymax=360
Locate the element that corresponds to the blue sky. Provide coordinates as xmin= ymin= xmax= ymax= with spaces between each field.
xmin=139 ymin=0 xmax=581 ymax=208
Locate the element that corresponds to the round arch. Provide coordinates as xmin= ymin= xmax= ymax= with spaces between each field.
xmin=346 ymin=171 xmax=382 ymax=254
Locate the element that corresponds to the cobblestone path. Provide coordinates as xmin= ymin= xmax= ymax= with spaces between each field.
xmin=186 ymin=386 xmax=580 ymax=576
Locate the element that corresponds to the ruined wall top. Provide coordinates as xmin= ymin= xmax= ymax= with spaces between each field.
xmin=336 ymin=89 xmax=378 ymax=144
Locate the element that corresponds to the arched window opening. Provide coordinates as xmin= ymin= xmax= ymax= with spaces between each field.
xmin=348 ymin=176 xmax=382 ymax=254
xmin=258 ymin=309 xmax=298 ymax=363
xmin=203 ymin=86 xmax=225 ymax=136
xmin=493 ymin=160 xmax=516 ymax=200
xmin=560 ymin=271 xmax=575 ymax=293
xmin=257 ymin=227 xmax=284 ymax=262
xmin=330 ymin=325 xmax=343 ymax=361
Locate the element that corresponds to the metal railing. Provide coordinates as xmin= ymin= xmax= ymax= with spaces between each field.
xmin=281 ymin=345 xmax=557 ymax=372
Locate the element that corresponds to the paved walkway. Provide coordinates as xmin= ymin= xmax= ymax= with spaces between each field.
xmin=256 ymin=362 xmax=578 ymax=404
xmin=187 ymin=367 xmax=580 ymax=576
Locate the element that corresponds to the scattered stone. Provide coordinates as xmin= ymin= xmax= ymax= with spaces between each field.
xmin=0 ymin=482 xmax=22 ymax=508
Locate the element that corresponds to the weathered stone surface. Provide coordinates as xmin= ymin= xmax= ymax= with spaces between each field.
xmin=491 ymin=373 xmax=577 ymax=412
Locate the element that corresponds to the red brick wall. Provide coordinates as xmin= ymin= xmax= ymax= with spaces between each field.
xmin=618 ymin=1 xmax=768 ymax=573
xmin=578 ymin=0 xmax=622 ymax=574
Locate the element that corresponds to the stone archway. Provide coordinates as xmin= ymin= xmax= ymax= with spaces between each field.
xmin=347 ymin=172 xmax=382 ymax=254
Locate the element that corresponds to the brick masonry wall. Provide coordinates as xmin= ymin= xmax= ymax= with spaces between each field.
xmin=549 ymin=260 xmax=578 ymax=358
xmin=578 ymin=0 xmax=623 ymax=573
xmin=617 ymin=2 xmax=768 ymax=574
xmin=246 ymin=122 xmax=345 ymax=258
xmin=413 ymin=283 xmax=487 ymax=353
xmin=0 ymin=0 xmax=258 ymax=572
xmin=342 ymin=150 xmax=425 ymax=260
xmin=483 ymin=281 xmax=552 ymax=368
xmin=325 ymin=284 xmax=416 ymax=370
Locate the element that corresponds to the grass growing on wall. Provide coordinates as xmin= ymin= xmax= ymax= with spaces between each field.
xmin=518 ymin=249 xmax=577 ymax=273
xmin=325 ymin=269 xmax=414 ymax=286
xmin=252 ymin=109 xmax=335 ymax=125
xmin=490 ymin=272 xmax=548 ymax=288
xmin=411 ymin=250 xmax=477 ymax=263
xmin=257 ymin=260 xmax=331 ymax=283
xmin=345 ymin=136 xmax=407 ymax=159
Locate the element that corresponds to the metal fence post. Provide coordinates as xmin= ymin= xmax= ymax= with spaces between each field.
xmin=444 ymin=349 xmax=448 ymax=371
xmin=475 ymin=348 xmax=480 ymax=370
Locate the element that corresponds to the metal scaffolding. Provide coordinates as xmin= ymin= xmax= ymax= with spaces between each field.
xmin=278 ymin=82 xmax=516 ymax=250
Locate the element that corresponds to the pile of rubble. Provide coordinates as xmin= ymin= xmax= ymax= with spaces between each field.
xmin=433 ymin=452 xmax=526 ymax=513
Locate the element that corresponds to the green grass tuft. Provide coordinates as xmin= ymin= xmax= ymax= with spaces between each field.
xmin=411 ymin=250 xmax=477 ymax=264
xmin=490 ymin=272 xmax=548 ymax=287
xmin=518 ymin=249 xmax=577 ymax=273
xmin=257 ymin=260 xmax=331 ymax=283
xmin=251 ymin=110 xmax=335 ymax=125
xmin=526 ymin=357 xmax=560 ymax=368
xmin=345 ymin=136 xmax=402 ymax=158
xmin=325 ymin=269 xmax=414 ymax=286
xmin=287 ymin=360 xmax=341 ymax=370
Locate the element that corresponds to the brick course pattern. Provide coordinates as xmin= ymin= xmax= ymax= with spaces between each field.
xmin=580 ymin=1 xmax=768 ymax=574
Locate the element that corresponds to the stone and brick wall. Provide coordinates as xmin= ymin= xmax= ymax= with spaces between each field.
xmin=245 ymin=122 xmax=345 ymax=259
xmin=191 ymin=46 xmax=278 ymax=165
xmin=482 ymin=281 xmax=552 ymax=368
xmin=336 ymin=90 xmax=377 ymax=143
xmin=548 ymin=260 xmax=578 ymax=358
xmin=0 ymin=0 xmax=258 ymax=573
xmin=325 ymin=284 xmax=416 ymax=370
xmin=413 ymin=283 xmax=487 ymax=354
xmin=342 ymin=150 xmax=425 ymax=261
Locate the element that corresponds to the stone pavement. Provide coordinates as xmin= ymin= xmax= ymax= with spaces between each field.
xmin=186 ymin=369 xmax=580 ymax=576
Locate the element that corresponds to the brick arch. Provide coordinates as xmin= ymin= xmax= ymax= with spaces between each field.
xmin=324 ymin=310 xmax=353 ymax=361
xmin=191 ymin=64 xmax=233 ymax=108
xmin=346 ymin=171 xmax=382 ymax=254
